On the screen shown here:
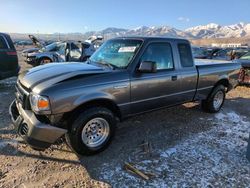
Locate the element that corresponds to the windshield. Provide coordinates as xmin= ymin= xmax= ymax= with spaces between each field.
xmin=41 ymin=42 xmax=66 ymax=52
xmin=240 ymin=52 xmax=250 ymax=60
xmin=89 ymin=39 xmax=142 ymax=68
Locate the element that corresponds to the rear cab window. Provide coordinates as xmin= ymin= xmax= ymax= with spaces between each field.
xmin=0 ymin=35 xmax=8 ymax=50
xmin=178 ymin=43 xmax=194 ymax=67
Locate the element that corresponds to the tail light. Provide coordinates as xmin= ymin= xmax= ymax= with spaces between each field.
xmin=6 ymin=51 xmax=17 ymax=56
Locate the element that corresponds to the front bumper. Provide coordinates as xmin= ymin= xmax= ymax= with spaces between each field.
xmin=9 ymin=100 xmax=67 ymax=150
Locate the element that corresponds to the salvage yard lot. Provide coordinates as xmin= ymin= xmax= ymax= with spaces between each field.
xmin=0 ymin=48 xmax=249 ymax=187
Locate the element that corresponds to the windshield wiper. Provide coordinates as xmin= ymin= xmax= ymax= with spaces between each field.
xmin=87 ymin=59 xmax=119 ymax=70
xmin=97 ymin=60 xmax=118 ymax=70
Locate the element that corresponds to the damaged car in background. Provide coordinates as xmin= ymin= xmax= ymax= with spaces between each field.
xmin=236 ymin=52 xmax=250 ymax=85
xmin=22 ymin=35 xmax=103 ymax=66
xmin=21 ymin=35 xmax=48 ymax=55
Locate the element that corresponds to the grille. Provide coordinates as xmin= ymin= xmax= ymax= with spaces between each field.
xmin=19 ymin=123 xmax=29 ymax=136
xmin=15 ymin=81 xmax=31 ymax=110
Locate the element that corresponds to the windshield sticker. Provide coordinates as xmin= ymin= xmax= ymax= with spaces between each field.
xmin=118 ymin=46 xmax=137 ymax=53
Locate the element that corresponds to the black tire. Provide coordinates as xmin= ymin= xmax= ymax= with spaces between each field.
xmin=38 ymin=57 xmax=52 ymax=66
xmin=201 ymin=85 xmax=226 ymax=113
xmin=66 ymin=107 xmax=116 ymax=155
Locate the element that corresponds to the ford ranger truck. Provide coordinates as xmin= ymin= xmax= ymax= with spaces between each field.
xmin=9 ymin=37 xmax=240 ymax=155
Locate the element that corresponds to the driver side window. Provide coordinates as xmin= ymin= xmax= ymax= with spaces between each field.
xmin=141 ymin=42 xmax=174 ymax=70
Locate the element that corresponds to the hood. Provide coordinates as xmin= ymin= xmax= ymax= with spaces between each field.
xmin=22 ymin=48 xmax=40 ymax=55
xmin=28 ymin=35 xmax=44 ymax=48
xmin=26 ymin=51 xmax=48 ymax=57
xmin=19 ymin=62 xmax=109 ymax=90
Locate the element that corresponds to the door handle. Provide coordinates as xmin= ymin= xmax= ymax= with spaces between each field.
xmin=171 ymin=75 xmax=178 ymax=81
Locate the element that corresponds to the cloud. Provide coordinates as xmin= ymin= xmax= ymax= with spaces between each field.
xmin=178 ymin=17 xmax=190 ymax=22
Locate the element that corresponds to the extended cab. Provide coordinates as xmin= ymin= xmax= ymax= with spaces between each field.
xmin=9 ymin=37 xmax=240 ymax=155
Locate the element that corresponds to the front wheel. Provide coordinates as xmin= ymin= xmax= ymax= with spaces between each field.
xmin=66 ymin=107 xmax=116 ymax=155
xmin=201 ymin=85 xmax=226 ymax=113
xmin=39 ymin=57 xmax=52 ymax=65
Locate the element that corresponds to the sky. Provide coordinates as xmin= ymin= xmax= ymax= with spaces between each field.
xmin=1 ymin=0 xmax=250 ymax=34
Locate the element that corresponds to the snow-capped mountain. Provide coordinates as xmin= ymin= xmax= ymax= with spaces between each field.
xmin=185 ymin=22 xmax=250 ymax=38
xmin=9 ymin=22 xmax=250 ymax=42
xmin=125 ymin=25 xmax=192 ymax=38
xmin=82 ymin=22 xmax=250 ymax=39
xmin=83 ymin=25 xmax=193 ymax=39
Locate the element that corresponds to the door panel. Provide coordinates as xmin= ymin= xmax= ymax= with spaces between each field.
xmin=69 ymin=43 xmax=81 ymax=61
xmin=130 ymin=71 xmax=183 ymax=114
xmin=130 ymin=42 xmax=183 ymax=114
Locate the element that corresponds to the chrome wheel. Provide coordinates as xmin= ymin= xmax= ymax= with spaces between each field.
xmin=213 ymin=91 xmax=224 ymax=110
xmin=81 ymin=118 xmax=110 ymax=148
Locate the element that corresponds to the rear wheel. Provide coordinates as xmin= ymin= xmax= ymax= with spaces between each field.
xmin=201 ymin=85 xmax=226 ymax=113
xmin=66 ymin=107 xmax=116 ymax=155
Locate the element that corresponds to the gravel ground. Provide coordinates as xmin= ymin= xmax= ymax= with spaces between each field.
xmin=0 ymin=47 xmax=249 ymax=187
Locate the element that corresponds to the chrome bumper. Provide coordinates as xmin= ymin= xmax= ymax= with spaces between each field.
xmin=9 ymin=100 xmax=67 ymax=150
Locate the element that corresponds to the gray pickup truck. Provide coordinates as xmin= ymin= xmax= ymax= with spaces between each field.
xmin=10 ymin=37 xmax=240 ymax=155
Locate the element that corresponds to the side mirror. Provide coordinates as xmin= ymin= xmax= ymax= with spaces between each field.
xmin=138 ymin=61 xmax=157 ymax=73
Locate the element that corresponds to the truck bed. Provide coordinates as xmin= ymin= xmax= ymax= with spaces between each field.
xmin=195 ymin=58 xmax=235 ymax=66
xmin=194 ymin=59 xmax=240 ymax=100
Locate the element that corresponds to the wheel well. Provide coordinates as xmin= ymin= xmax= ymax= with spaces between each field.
xmin=39 ymin=56 xmax=52 ymax=62
xmin=214 ymin=79 xmax=229 ymax=90
xmin=64 ymin=99 xmax=122 ymax=124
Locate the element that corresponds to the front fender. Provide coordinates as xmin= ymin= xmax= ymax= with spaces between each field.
xmin=73 ymin=92 xmax=116 ymax=107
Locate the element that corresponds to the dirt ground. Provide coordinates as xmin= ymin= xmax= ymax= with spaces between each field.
xmin=0 ymin=47 xmax=249 ymax=187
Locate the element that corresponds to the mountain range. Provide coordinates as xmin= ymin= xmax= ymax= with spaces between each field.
xmin=9 ymin=22 xmax=250 ymax=43
xmin=85 ymin=22 xmax=250 ymax=39
xmin=186 ymin=22 xmax=250 ymax=39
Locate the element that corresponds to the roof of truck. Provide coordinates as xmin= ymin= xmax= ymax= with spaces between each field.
xmin=112 ymin=36 xmax=190 ymax=42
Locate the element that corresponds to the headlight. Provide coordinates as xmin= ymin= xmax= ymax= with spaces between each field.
xmin=27 ymin=56 xmax=36 ymax=61
xmin=29 ymin=93 xmax=51 ymax=112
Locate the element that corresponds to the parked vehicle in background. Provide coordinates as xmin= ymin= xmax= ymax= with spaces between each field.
xmin=22 ymin=36 xmax=103 ymax=66
xmin=210 ymin=49 xmax=232 ymax=60
xmin=236 ymin=52 xmax=250 ymax=84
xmin=211 ymin=48 xmax=250 ymax=61
xmin=234 ymin=48 xmax=250 ymax=59
xmin=23 ymin=41 xmax=95 ymax=66
xmin=204 ymin=48 xmax=222 ymax=59
xmin=10 ymin=37 xmax=240 ymax=155
xmin=0 ymin=33 xmax=19 ymax=80
xmin=21 ymin=35 xmax=48 ymax=55
xmin=192 ymin=46 xmax=208 ymax=59
xmin=85 ymin=35 xmax=104 ymax=49
xmin=14 ymin=40 xmax=33 ymax=46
